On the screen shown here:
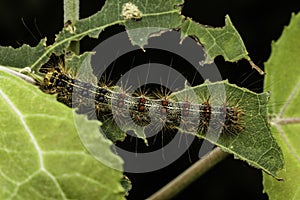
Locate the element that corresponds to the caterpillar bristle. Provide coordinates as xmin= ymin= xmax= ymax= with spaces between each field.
xmin=37 ymin=54 xmax=245 ymax=141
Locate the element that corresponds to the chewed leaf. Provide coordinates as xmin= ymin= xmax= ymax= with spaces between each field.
xmin=170 ymin=80 xmax=283 ymax=178
xmin=180 ymin=16 xmax=263 ymax=74
xmin=0 ymin=0 xmax=257 ymax=75
xmin=263 ymin=12 xmax=300 ymax=199
xmin=0 ymin=39 xmax=48 ymax=69
xmin=105 ymin=80 xmax=283 ymax=178
xmin=53 ymin=0 xmax=184 ymax=70
xmin=64 ymin=52 xmax=97 ymax=84
xmin=181 ymin=15 xmax=248 ymax=63
xmin=0 ymin=70 xmax=126 ymax=199
xmin=123 ymin=0 xmax=184 ymax=47
xmin=0 ymin=0 xmax=184 ymax=72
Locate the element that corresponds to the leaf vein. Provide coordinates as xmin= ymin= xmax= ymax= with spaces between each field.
xmin=0 ymin=89 xmax=44 ymax=168
xmin=279 ymin=81 xmax=300 ymax=118
xmin=275 ymin=123 xmax=300 ymax=163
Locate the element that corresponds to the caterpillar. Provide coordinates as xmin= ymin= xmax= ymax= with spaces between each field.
xmin=38 ymin=54 xmax=244 ymax=141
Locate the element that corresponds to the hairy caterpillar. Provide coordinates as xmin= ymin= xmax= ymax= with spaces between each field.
xmin=38 ymin=54 xmax=244 ymax=141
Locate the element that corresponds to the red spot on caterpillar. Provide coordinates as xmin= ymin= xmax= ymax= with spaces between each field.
xmin=139 ymin=97 xmax=147 ymax=104
xmin=160 ymin=100 xmax=169 ymax=114
xmin=138 ymin=105 xmax=145 ymax=112
xmin=182 ymin=101 xmax=190 ymax=116
xmin=118 ymin=100 xmax=125 ymax=108
xmin=203 ymin=101 xmax=211 ymax=119
xmin=117 ymin=93 xmax=126 ymax=108
xmin=161 ymin=100 xmax=168 ymax=106
xmin=119 ymin=93 xmax=127 ymax=99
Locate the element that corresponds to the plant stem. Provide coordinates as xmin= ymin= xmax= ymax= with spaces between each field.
xmin=0 ymin=66 xmax=36 ymax=84
xmin=146 ymin=147 xmax=229 ymax=200
xmin=63 ymin=0 xmax=80 ymax=54
xmin=249 ymin=60 xmax=265 ymax=75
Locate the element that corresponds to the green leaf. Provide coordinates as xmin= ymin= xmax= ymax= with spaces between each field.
xmin=180 ymin=15 xmax=248 ymax=63
xmin=65 ymin=52 xmax=98 ymax=85
xmin=0 ymin=1 xmax=257 ymax=75
xmin=123 ymin=0 xmax=184 ymax=47
xmin=0 ymin=70 xmax=126 ymax=199
xmin=63 ymin=0 xmax=80 ymax=54
xmin=63 ymin=0 xmax=79 ymax=22
xmin=263 ymin=12 xmax=300 ymax=199
xmin=97 ymin=116 xmax=127 ymax=143
xmin=170 ymin=80 xmax=283 ymax=178
xmin=100 ymin=80 xmax=283 ymax=177
xmin=0 ymin=0 xmax=184 ymax=72
xmin=0 ymin=39 xmax=48 ymax=69
xmin=180 ymin=15 xmax=263 ymax=74
xmin=47 ymin=0 xmax=184 ymax=70
xmin=120 ymin=176 xmax=132 ymax=196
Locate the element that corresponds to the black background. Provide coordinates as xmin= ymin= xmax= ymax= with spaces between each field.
xmin=1 ymin=1 xmax=300 ymax=200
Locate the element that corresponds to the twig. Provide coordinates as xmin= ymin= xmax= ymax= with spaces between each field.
xmin=146 ymin=147 xmax=229 ymax=200
xmin=249 ymin=60 xmax=265 ymax=75
xmin=64 ymin=0 xmax=80 ymax=54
